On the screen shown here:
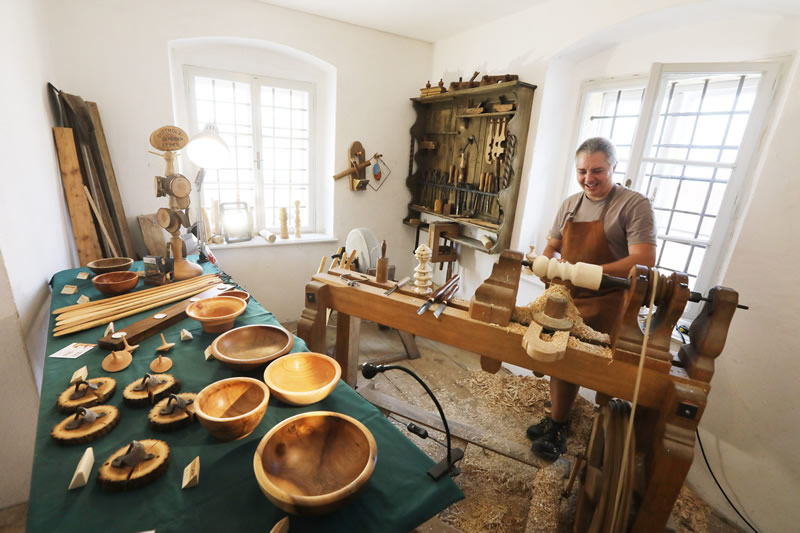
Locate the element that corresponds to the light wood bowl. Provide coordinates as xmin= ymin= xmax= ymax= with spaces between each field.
xmin=253 ymin=411 xmax=377 ymax=515
xmin=222 ymin=289 xmax=250 ymax=303
xmin=92 ymin=271 xmax=139 ymax=296
xmin=186 ymin=296 xmax=247 ymax=333
xmin=194 ymin=377 xmax=270 ymax=441
xmin=263 ymin=352 xmax=341 ymax=406
xmin=87 ymin=257 xmax=134 ymax=275
xmin=211 ymin=325 xmax=294 ymax=371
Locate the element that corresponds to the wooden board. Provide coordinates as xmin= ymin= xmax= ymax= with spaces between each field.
xmin=97 ymin=439 xmax=170 ymax=491
xmin=148 ymin=393 xmax=197 ymax=431
xmin=51 ymin=405 xmax=120 ymax=445
xmin=53 ymin=128 xmax=103 ymax=266
xmin=86 ymin=101 xmax=137 ymax=258
xmin=56 ymin=377 xmax=116 ymax=413
xmin=137 ymin=213 xmax=169 ymax=257
xmin=122 ymin=374 xmax=180 ymax=407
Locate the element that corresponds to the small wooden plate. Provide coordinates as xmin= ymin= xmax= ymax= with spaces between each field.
xmin=97 ymin=439 xmax=170 ymax=491
xmin=56 ymin=377 xmax=116 ymax=413
xmin=51 ymin=405 xmax=120 ymax=445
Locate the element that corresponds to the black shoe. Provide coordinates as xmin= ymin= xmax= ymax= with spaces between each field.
xmin=530 ymin=422 xmax=568 ymax=461
xmin=526 ymin=416 xmax=558 ymax=440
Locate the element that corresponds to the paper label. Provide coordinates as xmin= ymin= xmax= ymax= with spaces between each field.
xmin=49 ymin=343 xmax=96 ymax=359
xmin=76 ymin=272 xmax=90 ymax=280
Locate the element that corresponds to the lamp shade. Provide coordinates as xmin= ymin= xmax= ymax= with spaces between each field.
xmin=186 ymin=124 xmax=230 ymax=169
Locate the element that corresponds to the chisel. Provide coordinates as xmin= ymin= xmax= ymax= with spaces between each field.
xmin=383 ymin=276 xmax=411 ymax=296
xmin=434 ymin=283 xmax=459 ymax=319
xmin=416 ymin=274 xmax=460 ymax=315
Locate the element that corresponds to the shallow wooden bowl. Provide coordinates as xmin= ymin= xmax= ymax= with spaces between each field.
xmin=223 ymin=289 xmax=250 ymax=303
xmin=253 ymin=411 xmax=377 ymax=515
xmin=186 ymin=296 xmax=247 ymax=333
xmin=194 ymin=377 xmax=270 ymax=441
xmin=92 ymin=271 xmax=139 ymax=296
xmin=263 ymin=352 xmax=341 ymax=406
xmin=211 ymin=325 xmax=294 ymax=371
xmin=87 ymin=257 xmax=134 ymax=275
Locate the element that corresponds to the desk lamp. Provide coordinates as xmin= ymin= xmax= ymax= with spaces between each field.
xmin=361 ymin=362 xmax=464 ymax=480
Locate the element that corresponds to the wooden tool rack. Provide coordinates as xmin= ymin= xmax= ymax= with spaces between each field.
xmin=297 ymin=254 xmax=739 ymax=532
xmin=405 ymin=81 xmax=536 ymax=253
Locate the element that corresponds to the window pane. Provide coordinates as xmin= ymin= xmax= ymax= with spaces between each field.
xmin=687 ymin=246 xmax=706 ymax=277
xmin=676 ymin=180 xmax=709 ymax=214
xmin=706 ymin=182 xmax=727 ymax=216
xmin=654 ymin=209 xmax=670 ymax=235
xmin=651 ymin=177 xmax=679 ymax=210
xmin=668 ymin=212 xmax=701 ymax=238
xmin=698 ymin=216 xmax=716 ymax=240
xmin=660 ymin=240 xmax=691 ymax=271
xmin=693 ymin=115 xmax=728 ymax=145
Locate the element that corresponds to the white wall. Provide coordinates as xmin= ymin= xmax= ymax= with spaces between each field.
xmin=42 ymin=0 xmax=432 ymax=322
xmin=431 ymin=1 xmax=800 ymax=530
xmin=0 ymin=0 xmax=74 ymax=508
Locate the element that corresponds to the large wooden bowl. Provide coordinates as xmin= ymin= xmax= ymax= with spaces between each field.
xmin=194 ymin=377 xmax=270 ymax=441
xmin=253 ymin=411 xmax=377 ymax=515
xmin=92 ymin=271 xmax=139 ymax=296
xmin=210 ymin=325 xmax=294 ymax=371
xmin=263 ymin=352 xmax=341 ymax=405
xmin=186 ymin=296 xmax=247 ymax=333
xmin=87 ymin=257 xmax=134 ymax=275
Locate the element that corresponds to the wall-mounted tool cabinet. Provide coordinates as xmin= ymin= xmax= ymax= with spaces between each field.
xmin=404 ymin=80 xmax=536 ymax=254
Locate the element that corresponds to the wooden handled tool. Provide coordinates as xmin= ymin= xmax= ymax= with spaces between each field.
xmin=434 ymin=283 xmax=459 ymax=319
xmin=416 ymin=274 xmax=460 ymax=315
xmin=332 ymin=160 xmax=371 ymax=180
xmin=383 ymin=276 xmax=411 ymax=296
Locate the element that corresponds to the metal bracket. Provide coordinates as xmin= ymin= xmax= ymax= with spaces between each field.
xmin=111 ymin=441 xmax=154 ymax=468
xmin=133 ymin=373 xmax=166 ymax=392
xmin=65 ymin=406 xmax=106 ymax=430
xmin=69 ymin=380 xmax=99 ymax=400
xmin=160 ymin=394 xmax=193 ymax=416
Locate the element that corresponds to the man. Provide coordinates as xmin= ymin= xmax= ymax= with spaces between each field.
xmin=528 ymin=137 xmax=657 ymax=460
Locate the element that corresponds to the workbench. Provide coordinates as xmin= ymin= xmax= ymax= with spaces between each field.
xmin=297 ymin=260 xmax=739 ymax=532
xmin=26 ymin=260 xmax=463 ymax=533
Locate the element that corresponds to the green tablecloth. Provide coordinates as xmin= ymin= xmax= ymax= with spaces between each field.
xmin=27 ymin=260 xmax=463 ymax=532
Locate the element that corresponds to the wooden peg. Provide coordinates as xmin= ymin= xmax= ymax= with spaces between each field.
xmin=344 ymin=249 xmax=357 ymax=270
xmin=182 ymin=456 xmax=200 ymax=489
xmin=68 ymin=447 xmax=94 ymax=490
xmin=318 ymin=256 xmax=328 ymax=274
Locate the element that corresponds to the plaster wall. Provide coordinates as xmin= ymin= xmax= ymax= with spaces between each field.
xmin=0 ymin=0 xmax=69 ymax=508
xmin=431 ymin=1 xmax=800 ymax=530
xmin=41 ymin=0 xmax=432 ymax=323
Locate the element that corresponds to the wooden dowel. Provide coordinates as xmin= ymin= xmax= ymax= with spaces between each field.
xmin=53 ymin=283 xmax=219 ymax=337
xmin=55 ymin=277 xmax=220 ymax=321
xmin=55 ymin=280 xmax=221 ymax=328
xmin=53 ymin=274 xmax=218 ymax=314
xmin=318 ymin=256 xmax=327 ymax=274
xmin=83 ymin=185 xmax=119 ymax=257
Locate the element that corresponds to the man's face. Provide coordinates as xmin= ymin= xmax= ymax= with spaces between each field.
xmin=576 ymin=151 xmax=616 ymax=200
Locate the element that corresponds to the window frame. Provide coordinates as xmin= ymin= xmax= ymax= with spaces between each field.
xmin=627 ymin=61 xmax=780 ymax=304
xmin=184 ymin=65 xmax=318 ymax=234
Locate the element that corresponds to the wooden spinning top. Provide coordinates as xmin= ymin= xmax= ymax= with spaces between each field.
xmin=56 ymin=378 xmax=116 ymax=413
xmin=103 ymin=350 xmax=132 ymax=373
xmin=123 ymin=373 xmax=180 ymax=408
xmin=148 ymin=393 xmax=197 ymax=431
xmin=150 ymin=333 xmax=175 ymax=373
xmin=51 ymin=405 xmax=120 ymax=445
xmin=97 ymin=439 xmax=170 ymax=491
xmin=122 ymin=334 xmax=139 ymax=353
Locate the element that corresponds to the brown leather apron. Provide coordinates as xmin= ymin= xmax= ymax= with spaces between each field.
xmin=560 ymin=186 xmax=623 ymax=334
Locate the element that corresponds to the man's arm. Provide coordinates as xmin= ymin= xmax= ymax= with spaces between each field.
xmin=543 ymin=238 xmax=562 ymax=259
xmin=600 ymin=243 xmax=656 ymax=278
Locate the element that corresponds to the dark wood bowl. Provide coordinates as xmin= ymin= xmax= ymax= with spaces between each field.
xmin=263 ymin=352 xmax=340 ymax=405
xmin=186 ymin=296 xmax=247 ymax=333
xmin=194 ymin=377 xmax=269 ymax=441
xmin=210 ymin=324 xmax=294 ymax=371
xmin=91 ymin=271 xmax=139 ymax=296
xmin=253 ymin=411 xmax=377 ymax=515
xmin=86 ymin=257 xmax=134 ymax=275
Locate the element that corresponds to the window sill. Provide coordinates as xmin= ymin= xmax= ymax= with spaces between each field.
xmin=209 ymin=233 xmax=337 ymax=250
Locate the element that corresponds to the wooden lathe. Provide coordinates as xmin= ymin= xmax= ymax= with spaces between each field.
xmin=297 ymin=250 xmax=740 ymax=532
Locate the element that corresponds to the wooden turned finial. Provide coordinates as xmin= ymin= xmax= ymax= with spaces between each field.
xmin=413 ymin=244 xmax=433 ymax=295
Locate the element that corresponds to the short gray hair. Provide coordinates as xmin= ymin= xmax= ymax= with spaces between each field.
xmin=576 ymin=137 xmax=617 ymax=166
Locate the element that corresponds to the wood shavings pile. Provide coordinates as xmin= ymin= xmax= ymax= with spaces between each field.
xmin=467 ymin=372 xmax=551 ymax=415
xmin=512 ymin=284 xmax=611 ymax=344
xmin=526 ymin=462 xmax=567 ymax=532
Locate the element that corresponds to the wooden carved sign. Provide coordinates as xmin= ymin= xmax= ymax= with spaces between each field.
xmin=149 ymin=126 xmax=188 ymax=151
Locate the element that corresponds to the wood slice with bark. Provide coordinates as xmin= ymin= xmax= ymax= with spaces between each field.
xmin=148 ymin=393 xmax=197 ymax=431
xmin=56 ymin=377 xmax=116 ymax=413
xmin=97 ymin=439 xmax=170 ymax=491
xmin=122 ymin=374 xmax=180 ymax=408
xmin=51 ymin=405 xmax=120 ymax=445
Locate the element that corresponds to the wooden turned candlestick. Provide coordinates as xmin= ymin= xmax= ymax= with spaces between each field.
xmin=103 ymin=350 xmax=133 ymax=373
xmin=279 ymin=208 xmax=289 ymax=239
xmin=294 ymin=200 xmax=301 ymax=238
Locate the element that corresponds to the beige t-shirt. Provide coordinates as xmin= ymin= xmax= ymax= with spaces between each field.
xmin=548 ymin=186 xmax=656 ymax=261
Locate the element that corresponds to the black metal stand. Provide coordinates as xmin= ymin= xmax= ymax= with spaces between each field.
xmin=361 ymin=362 xmax=463 ymax=480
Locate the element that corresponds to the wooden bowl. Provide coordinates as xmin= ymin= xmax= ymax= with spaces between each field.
xmin=263 ymin=352 xmax=341 ymax=406
xmin=211 ymin=325 xmax=294 ymax=371
xmin=186 ymin=296 xmax=247 ymax=333
xmin=253 ymin=411 xmax=377 ymax=515
xmin=222 ymin=289 xmax=250 ymax=303
xmin=92 ymin=271 xmax=139 ymax=296
xmin=87 ymin=257 xmax=134 ymax=275
xmin=194 ymin=377 xmax=270 ymax=441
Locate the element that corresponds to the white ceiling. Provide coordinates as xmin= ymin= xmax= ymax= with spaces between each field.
xmin=258 ymin=0 xmax=547 ymax=42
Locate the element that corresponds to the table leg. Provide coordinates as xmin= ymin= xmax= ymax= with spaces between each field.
xmin=336 ymin=313 xmax=361 ymax=387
